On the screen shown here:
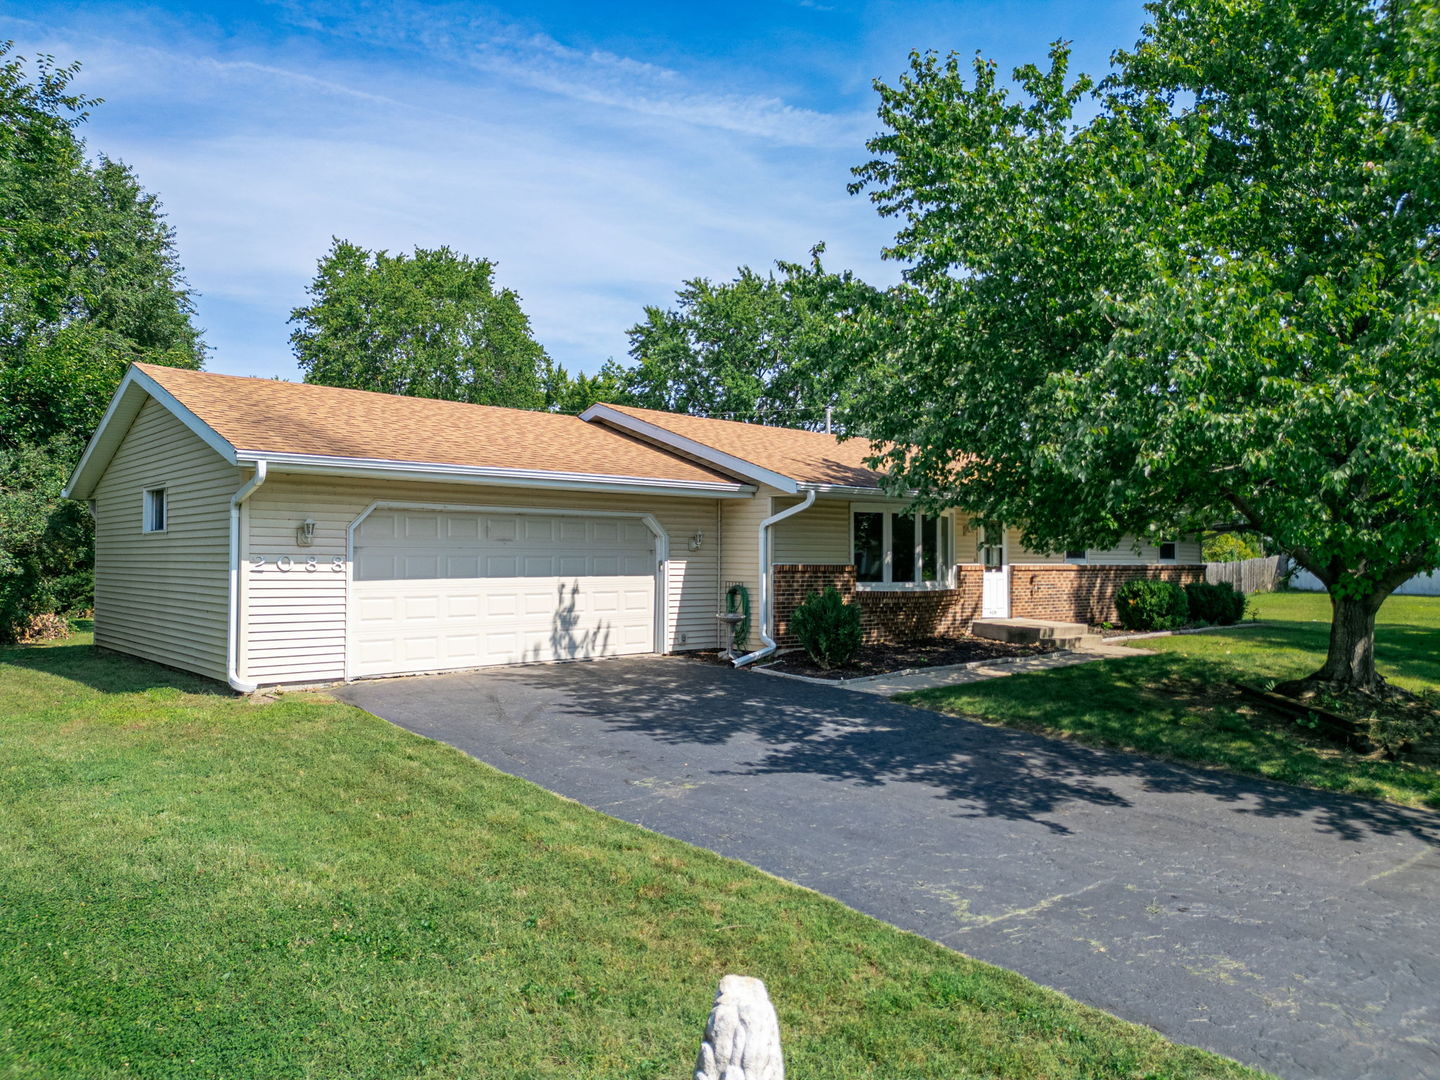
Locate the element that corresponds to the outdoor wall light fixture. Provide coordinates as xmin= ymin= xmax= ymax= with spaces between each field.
xmin=688 ymin=530 xmax=704 ymax=551
xmin=296 ymin=518 xmax=317 ymax=547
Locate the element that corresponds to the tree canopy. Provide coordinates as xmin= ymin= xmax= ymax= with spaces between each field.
xmin=615 ymin=249 xmax=873 ymax=430
xmin=845 ymin=0 xmax=1440 ymax=692
xmin=0 ymin=45 xmax=203 ymax=449
xmin=0 ymin=44 xmax=205 ymax=642
xmin=290 ymin=241 xmax=548 ymax=410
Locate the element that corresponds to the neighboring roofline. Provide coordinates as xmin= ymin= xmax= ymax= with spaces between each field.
xmin=240 ymin=451 xmax=756 ymax=498
xmin=580 ymin=403 xmax=801 ymax=493
xmin=63 ymin=366 xmax=240 ymax=500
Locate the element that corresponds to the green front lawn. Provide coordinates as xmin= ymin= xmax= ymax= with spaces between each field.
xmin=900 ymin=592 xmax=1440 ymax=809
xmin=0 ymin=629 xmax=1262 ymax=1079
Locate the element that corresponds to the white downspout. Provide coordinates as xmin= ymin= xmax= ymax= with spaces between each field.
xmin=733 ymin=489 xmax=817 ymax=667
xmin=226 ymin=461 xmax=268 ymax=692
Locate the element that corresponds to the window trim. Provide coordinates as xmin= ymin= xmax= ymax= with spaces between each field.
xmin=1158 ymin=540 xmax=1178 ymax=562
xmin=850 ymin=504 xmax=954 ymax=589
xmin=142 ymin=486 xmax=168 ymax=534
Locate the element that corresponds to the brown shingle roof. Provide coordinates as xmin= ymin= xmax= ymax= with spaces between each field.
xmin=596 ymin=403 xmax=886 ymax=488
xmin=136 ymin=364 xmax=742 ymax=486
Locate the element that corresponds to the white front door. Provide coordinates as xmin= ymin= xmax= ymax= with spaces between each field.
xmin=349 ymin=508 xmax=658 ymax=677
xmin=979 ymin=522 xmax=1010 ymax=618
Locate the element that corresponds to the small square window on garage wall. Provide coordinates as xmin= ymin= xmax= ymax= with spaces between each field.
xmin=142 ymin=487 xmax=168 ymax=533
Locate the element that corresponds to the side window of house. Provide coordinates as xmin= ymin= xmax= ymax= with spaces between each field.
xmin=1159 ymin=541 xmax=1177 ymax=561
xmin=143 ymin=487 xmax=168 ymax=533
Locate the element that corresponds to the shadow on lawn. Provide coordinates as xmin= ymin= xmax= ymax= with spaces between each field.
xmin=483 ymin=656 xmax=1440 ymax=846
xmin=1196 ymin=621 xmax=1440 ymax=671
xmin=0 ymin=641 xmax=228 ymax=697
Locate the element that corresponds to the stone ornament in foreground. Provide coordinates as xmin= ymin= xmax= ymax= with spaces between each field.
xmin=694 ymin=974 xmax=784 ymax=1080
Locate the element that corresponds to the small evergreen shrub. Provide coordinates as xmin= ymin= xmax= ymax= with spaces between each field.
xmin=1114 ymin=579 xmax=1189 ymax=631
xmin=790 ymin=586 xmax=863 ymax=669
xmin=1185 ymin=581 xmax=1245 ymax=626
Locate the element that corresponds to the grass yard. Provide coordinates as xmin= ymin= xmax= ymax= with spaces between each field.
xmin=900 ymin=592 xmax=1440 ymax=810
xmin=0 ymin=628 xmax=1264 ymax=1080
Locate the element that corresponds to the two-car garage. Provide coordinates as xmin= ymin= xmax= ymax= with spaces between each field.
xmin=347 ymin=506 xmax=663 ymax=678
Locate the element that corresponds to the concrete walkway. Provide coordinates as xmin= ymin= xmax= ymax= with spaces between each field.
xmin=337 ymin=656 xmax=1440 ymax=1080
xmin=768 ymin=641 xmax=1147 ymax=696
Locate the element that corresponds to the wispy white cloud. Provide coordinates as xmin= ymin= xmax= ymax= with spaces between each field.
xmin=0 ymin=8 xmax=894 ymax=378
xmin=279 ymin=1 xmax=866 ymax=147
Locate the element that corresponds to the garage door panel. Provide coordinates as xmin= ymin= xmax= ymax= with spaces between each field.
xmin=446 ymin=516 xmax=481 ymax=541
xmin=403 ymin=513 xmax=442 ymax=541
xmin=485 ymin=517 xmax=518 ymax=542
xmin=350 ymin=510 xmax=657 ymax=677
xmin=446 ymin=555 xmax=480 ymax=578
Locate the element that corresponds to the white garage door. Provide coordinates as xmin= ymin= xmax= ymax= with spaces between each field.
xmin=349 ymin=508 xmax=658 ymax=677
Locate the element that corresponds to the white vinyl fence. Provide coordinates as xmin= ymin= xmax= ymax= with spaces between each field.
xmin=1205 ymin=555 xmax=1289 ymax=593
xmin=1288 ymin=567 xmax=1440 ymax=596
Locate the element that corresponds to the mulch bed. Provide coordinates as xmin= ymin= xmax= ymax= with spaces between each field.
xmin=759 ymin=635 xmax=1057 ymax=681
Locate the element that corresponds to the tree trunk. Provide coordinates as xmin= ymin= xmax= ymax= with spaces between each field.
xmin=1279 ymin=588 xmax=1388 ymax=698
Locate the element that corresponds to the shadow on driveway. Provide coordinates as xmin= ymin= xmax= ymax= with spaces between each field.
xmin=338 ymin=655 xmax=1440 ymax=1080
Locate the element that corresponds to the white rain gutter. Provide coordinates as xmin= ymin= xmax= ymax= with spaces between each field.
xmin=226 ymin=461 xmax=268 ymax=693
xmin=732 ymin=489 xmax=817 ymax=667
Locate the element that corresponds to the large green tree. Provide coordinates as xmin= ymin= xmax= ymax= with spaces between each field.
xmin=846 ymin=1 xmax=1440 ymax=694
xmin=540 ymin=357 xmax=626 ymax=415
xmin=290 ymin=241 xmax=547 ymax=409
xmin=0 ymin=45 xmax=205 ymax=641
xmin=618 ymin=249 xmax=873 ymax=429
xmin=0 ymin=45 xmax=203 ymax=448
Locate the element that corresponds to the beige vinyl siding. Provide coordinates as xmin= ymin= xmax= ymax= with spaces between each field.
xmin=949 ymin=515 xmax=1200 ymax=566
xmin=91 ymin=397 xmax=241 ymax=681
xmin=717 ymin=486 xmax=781 ymax=606
xmin=771 ymin=496 xmax=850 ymax=564
xmin=241 ymin=475 xmax=724 ymax=685
xmin=1084 ymin=536 xmax=1203 ymax=564
xmin=1008 ymin=526 xmax=1067 ymax=564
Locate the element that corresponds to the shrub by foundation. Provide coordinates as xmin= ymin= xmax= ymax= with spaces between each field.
xmin=790 ymin=586 xmax=863 ymax=669
xmin=1115 ymin=579 xmax=1189 ymax=631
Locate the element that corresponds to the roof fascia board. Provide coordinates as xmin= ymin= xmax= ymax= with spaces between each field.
xmin=579 ymin=404 xmax=799 ymax=493
xmin=62 ymin=366 xmax=239 ymax=500
xmin=243 ymin=452 xmax=756 ymax=498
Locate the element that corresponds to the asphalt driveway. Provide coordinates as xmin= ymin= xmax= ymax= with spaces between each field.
xmin=336 ymin=656 xmax=1440 ymax=1080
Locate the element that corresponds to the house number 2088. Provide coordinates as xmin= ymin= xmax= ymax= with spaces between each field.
xmin=249 ymin=555 xmax=345 ymax=572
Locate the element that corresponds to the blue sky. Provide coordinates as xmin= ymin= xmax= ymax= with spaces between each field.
xmin=6 ymin=1 xmax=1151 ymax=380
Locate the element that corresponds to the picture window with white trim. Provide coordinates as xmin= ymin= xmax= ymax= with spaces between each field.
xmin=852 ymin=508 xmax=953 ymax=586
xmin=143 ymin=487 xmax=168 ymax=533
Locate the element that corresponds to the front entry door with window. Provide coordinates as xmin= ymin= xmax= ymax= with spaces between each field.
xmin=979 ymin=522 xmax=1010 ymax=618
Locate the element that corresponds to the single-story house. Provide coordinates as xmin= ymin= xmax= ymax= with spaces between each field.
xmin=63 ymin=363 xmax=1203 ymax=690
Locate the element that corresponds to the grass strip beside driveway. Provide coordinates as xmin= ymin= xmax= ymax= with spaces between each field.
xmin=899 ymin=593 xmax=1440 ymax=810
xmin=0 ymin=630 xmax=1264 ymax=1080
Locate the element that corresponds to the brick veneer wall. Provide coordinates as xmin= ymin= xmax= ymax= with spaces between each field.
xmin=1008 ymin=563 xmax=1205 ymax=624
xmin=771 ymin=562 xmax=1206 ymax=644
xmin=772 ymin=564 xmax=974 ymax=646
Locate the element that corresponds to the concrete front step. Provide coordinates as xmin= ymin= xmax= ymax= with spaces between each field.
xmin=971 ymin=617 xmax=1093 ymax=649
